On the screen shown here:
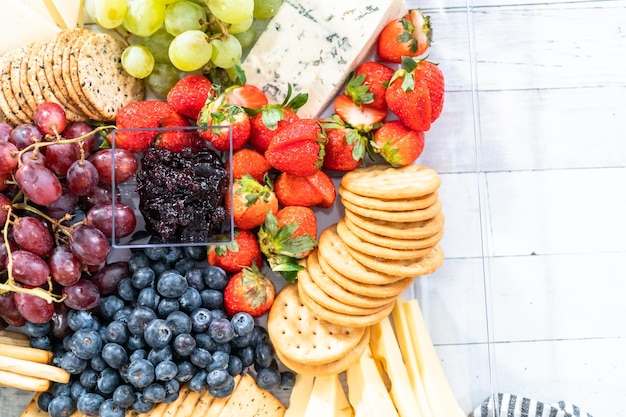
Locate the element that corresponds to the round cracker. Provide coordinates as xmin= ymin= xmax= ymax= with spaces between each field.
xmin=52 ymin=29 xmax=88 ymax=113
xmin=337 ymin=218 xmax=435 ymax=260
xmin=317 ymin=252 xmax=415 ymax=299
xmin=76 ymin=33 xmax=145 ymax=121
xmin=341 ymin=197 xmax=442 ymax=223
xmin=42 ymin=35 xmax=85 ymax=117
xmin=2 ymin=50 xmax=30 ymax=124
xmin=318 ymin=224 xmax=408 ymax=285
xmin=19 ymin=44 xmax=39 ymax=115
xmin=307 ymin=250 xmax=396 ymax=308
xmin=341 ymin=164 xmax=441 ymax=200
xmin=344 ymin=208 xmax=445 ymax=240
xmin=345 ymin=244 xmax=445 ymax=278
xmin=267 ymin=283 xmax=365 ymax=366
xmin=299 ymin=285 xmax=394 ymax=328
xmin=275 ymin=326 xmax=370 ymax=376
xmin=10 ymin=45 xmax=34 ymax=120
xmin=63 ymin=32 xmax=103 ymax=119
xmin=0 ymin=52 xmax=21 ymax=126
xmin=26 ymin=43 xmax=46 ymax=117
xmin=344 ymin=214 xmax=444 ymax=250
xmin=338 ymin=185 xmax=439 ymax=211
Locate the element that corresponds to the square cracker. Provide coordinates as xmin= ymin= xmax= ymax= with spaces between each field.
xmin=216 ymin=374 xmax=286 ymax=417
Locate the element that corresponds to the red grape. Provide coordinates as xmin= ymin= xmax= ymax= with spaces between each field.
xmin=9 ymin=250 xmax=51 ymax=286
xmin=11 ymin=216 xmax=54 ymax=257
xmin=69 ymin=224 xmax=110 ymax=265
xmin=48 ymin=245 xmax=82 ymax=286
xmin=63 ymin=122 xmax=95 ymax=156
xmin=51 ymin=302 xmax=71 ymax=339
xmin=13 ymin=292 xmax=55 ymax=324
xmin=20 ymin=149 xmax=46 ymax=166
xmin=45 ymin=141 xmax=79 ymax=176
xmin=33 ymin=102 xmax=67 ymax=136
xmin=0 ymin=123 xmax=12 ymax=142
xmin=87 ymin=202 xmax=137 ymax=238
xmin=0 ymin=239 xmax=17 ymax=265
xmin=15 ymin=162 xmax=62 ymax=205
xmin=46 ymin=186 xmax=79 ymax=220
xmin=10 ymin=124 xmax=42 ymax=150
xmin=0 ymin=292 xmax=26 ymax=327
xmin=91 ymin=261 xmax=130 ymax=295
xmin=89 ymin=148 xmax=138 ymax=184
xmin=62 ymin=279 xmax=100 ymax=310
xmin=0 ymin=172 xmax=11 ymax=191
xmin=0 ymin=141 xmax=19 ymax=173
xmin=81 ymin=183 xmax=116 ymax=208
xmin=0 ymin=193 xmax=11 ymax=225
xmin=66 ymin=159 xmax=99 ymax=196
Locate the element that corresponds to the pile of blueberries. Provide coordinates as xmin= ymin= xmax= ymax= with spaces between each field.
xmin=27 ymin=246 xmax=294 ymax=417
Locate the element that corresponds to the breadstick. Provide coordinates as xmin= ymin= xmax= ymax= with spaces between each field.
xmin=0 ymin=354 xmax=70 ymax=383
xmin=0 ymin=343 xmax=53 ymax=364
xmin=0 ymin=369 xmax=50 ymax=392
xmin=0 ymin=330 xmax=30 ymax=347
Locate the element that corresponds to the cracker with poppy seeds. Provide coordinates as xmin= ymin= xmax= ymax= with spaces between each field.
xmin=9 ymin=44 xmax=34 ymax=121
xmin=1 ymin=49 xmax=29 ymax=124
xmin=64 ymin=32 xmax=104 ymax=119
xmin=0 ymin=52 xmax=21 ymax=126
xmin=215 ymin=373 xmax=286 ymax=417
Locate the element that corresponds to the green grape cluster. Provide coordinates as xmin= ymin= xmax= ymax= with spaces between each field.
xmin=85 ymin=0 xmax=284 ymax=97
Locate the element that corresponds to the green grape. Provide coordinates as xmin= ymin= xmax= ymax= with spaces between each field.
xmin=210 ymin=36 xmax=242 ymax=69
xmin=154 ymin=0 xmax=178 ymax=4
xmin=207 ymin=0 xmax=253 ymax=25
xmin=228 ymin=16 xmax=253 ymax=34
xmin=145 ymin=63 xmax=180 ymax=98
xmin=169 ymin=30 xmax=213 ymax=72
xmin=234 ymin=26 xmax=256 ymax=50
xmin=141 ymin=27 xmax=175 ymax=64
xmin=253 ymin=0 xmax=283 ymax=20
xmin=165 ymin=1 xmax=207 ymax=36
xmin=94 ymin=0 xmax=128 ymax=29
xmin=121 ymin=44 xmax=155 ymax=79
xmin=124 ymin=0 xmax=166 ymax=37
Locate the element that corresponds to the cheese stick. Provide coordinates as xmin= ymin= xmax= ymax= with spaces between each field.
xmin=0 ymin=369 xmax=50 ymax=392
xmin=0 ymin=354 xmax=70 ymax=384
xmin=0 ymin=330 xmax=31 ymax=347
xmin=0 ymin=343 xmax=53 ymax=364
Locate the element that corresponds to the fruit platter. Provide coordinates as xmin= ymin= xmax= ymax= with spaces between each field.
xmin=0 ymin=0 xmax=469 ymax=416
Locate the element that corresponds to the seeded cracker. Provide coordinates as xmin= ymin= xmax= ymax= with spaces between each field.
xmin=52 ymin=29 xmax=87 ymax=112
xmin=10 ymin=45 xmax=34 ymax=120
xmin=0 ymin=53 xmax=21 ymax=126
xmin=2 ymin=49 xmax=29 ymax=124
xmin=42 ymin=35 xmax=85 ymax=118
xmin=76 ymin=33 xmax=145 ymax=121
xmin=64 ymin=33 xmax=103 ymax=119
xmin=19 ymin=44 xmax=39 ymax=115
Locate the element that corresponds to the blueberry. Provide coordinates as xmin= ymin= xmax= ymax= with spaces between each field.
xmin=61 ymin=351 xmax=88 ymax=374
xmin=97 ymin=367 xmax=121 ymax=394
xmin=165 ymin=311 xmax=192 ymax=336
xmin=132 ymin=267 xmax=156 ymax=289
xmin=175 ymin=360 xmax=197 ymax=383
xmin=188 ymin=369 xmax=208 ymax=391
xmin=157 ymin=270 xmax=188 ymax=298
xmin=208 ymin=350 xmax=229 ymax=370
xmin=163 ymin=247 xmax=183 ymax=264
xmin=143 ymin=383 xmax=166 ymax=403
xmin=132 ymin=393 xmax=154 ymax=414
xmin=208 ymin=375 xmax=235 ymax=398
xmin=157 ymin=298 xmax=180 ymax=318
xmin=129 ymin=349 xmax=147 ymax=362
xmin=278 ymin=371 xmax=296 ymax=391
xmin=184 ymin=246 xmax=206 ymax=261
xmin=147 ymin=345 xmax=173 ymax=365
xmin=101 ymin=342 xmax=128 ymax=369
xmin=254 ymin=342 xmax=275 ymax=369
xmin=235 ymin=346 xmax=254 ymax=368
xmin=249 ymin=325 xmax=270 ymax=347
xmin=126 ymin=359 xmax=155 ymax=388
xmin=151 ymin=261 xmax=169 ymax=277
xmin=99 ymin=399 xmax=124 ymax=417
xmin=172 ymin=333 xmax=196 ymax=357
xmin=51 ymin=382 xmax=71 ymax=397
xmin=213 ymin=342 xmax=231 ymax=355
xmin=25 ymin=321 xmax=51 ymax=338
xmin=89 ymin=355 xmax=107 ymax=373
xmin=230 ymin=333 xmax=252 ymax=349
xmin=210 ymin=309 xmax=228 ymax=321
xmin=230 ymin=312 xmax=254 ymax=336
xmin=164 ymin=378 xmax=180 ymax=396
xmin=127 ymin=306 xmax=157 ymax=336
xmin=256 ymin=367 xmax=281 ymax=391
xmin=105 ymin=321 xmax=129 ymax=345
xmin=112 ymin=384 xmax=135 ymax=409
xmin=155 ymin=360 xmax=178 ymax=381
xmin=200 ymin=289 xmax=223 ymax=310
xmin=99 ymin=295 xmax=125 ymax=321
xmin=113 ymin=306 xmax=133 ymax=323
xmin=77 ymin=393 xmax=104 ymax=417
xmin=47 ymin=395 xmax=75 ymax=417
xmin=189 ymin=308 xmax=212 ymax=333
xmin=206 ymin=368 xmax=230 ymax=389
xmin=144 ymin=246 xmax=167 ymax=261
xmin=128 ymin=251 xmax=150 ymax=273
xmin=117 ymin=278 xmax=138 ymax=302
xmin=174 ymin=257 xmax=195 ymax=275
xmin=163 ymin=391 xmax=179 ymax=404
xmin=194 ymin=333 xmax=217 ymax=352
xmin=202 ymin=266 xmax=228 ymax=290
xmin=137 ymin=287 xmax=161 ymax=311
xmin=227 ymin=355 xmax=243 ymax=376
xmin=37 ymin=391 xmax=53 ymax=412
xmin=126 ymin=334 xmax=146 ymax=351
xmin=62 ymin=334 xmax=72 ymax=352
xmin=142 ymin=318 xmax=172 ymax=349
xmin=67 ymin=310 xmax=94 ymax=331
xmin=185 ymin=268 xmax=205 ymax=291
xmin=178 ymin=287 xmax=202 ymax=313
xmin=70 ymin=380 xmax=87 ymax=402
xmin=30 ymin=335 xmax=52 ymax=351
xmin=190 ymin=347 xmax=212 ymax=368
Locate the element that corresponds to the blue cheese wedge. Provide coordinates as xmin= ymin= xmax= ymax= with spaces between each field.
xmin=241 ymin=0 xmax=407 ymax=118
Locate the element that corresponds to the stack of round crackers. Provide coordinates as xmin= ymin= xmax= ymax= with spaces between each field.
xmin=0 ymin=28 xmax=145 ymax=126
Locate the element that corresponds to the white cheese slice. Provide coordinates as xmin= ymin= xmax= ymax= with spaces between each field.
xmin=346 ymin=346 xmax=399 ymax=417
xmin=20 ymin=0 xmax=82 ymax=29
xmin=370 ymin=317 xmax=425 ymax=417
xmin=284 ymin=374 xmax=315 ymax=417
xmin=241 ymin=0 xmax=407 ymax=119
xmin=303 ymin=374 xmax=352 ymax=417
xmin=0 ymin=1 xmax=61 ymax=56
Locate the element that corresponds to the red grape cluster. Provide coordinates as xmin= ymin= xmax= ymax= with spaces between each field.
xmin=0 ymin=102 xmax=139 ymax=326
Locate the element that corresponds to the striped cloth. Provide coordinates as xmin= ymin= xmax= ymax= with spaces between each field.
xmin=470 ymin=393 xmax=594 ymax=417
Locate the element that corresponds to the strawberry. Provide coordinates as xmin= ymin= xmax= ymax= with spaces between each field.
xmin=198 ymin=98 xmax=251 ymax=151
xmin=166 ymin=74 xmax=215 ymax=120
xmin=415 ymin=60 xmax=445 ymax=123
xmin=224 ymin=84 xmax=269 ymax=109
xmin=114 ymin=100 xmax=176 ymax=152
xmin=257 ymin=209 xmax=317 ymax=283
xmin=154 ymin=111 xmax=203 ymax=152
xmin=333 ymin=94 xmax=387 ymax=132
xmin=377 ymin=9 xmax=432 ymax=63
xmin=372 ymin=120 xmax=425 ymax=167
xmin=385 ymin=57 xmax=432 ymax=132
xmin=228 ymin=174 xmax=279 ymax=230
xmin=231 ymin=148 xmax=271 ymax=183
xmin=208 ymin=228 xmax=263 ymax=274
xmin=320 ymin=115 xmax=368 ymax=172
xmin=349 ymin=62 xmax=395 ymax=110
xmin=274 ymin=170 xmax=336 ymax=209
xmin=223 ymin=263 xmax=275 ymax=318
xmin=265 ymin=118 xmax=326 ymax=177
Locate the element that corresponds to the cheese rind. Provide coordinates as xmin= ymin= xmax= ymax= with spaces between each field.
xmin=241 ymin=0 xmax=407 ymax=118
